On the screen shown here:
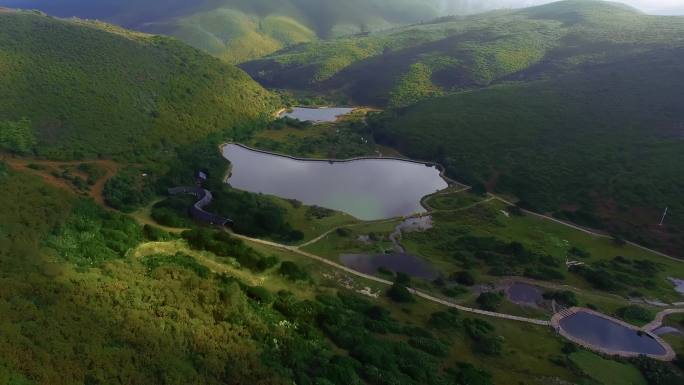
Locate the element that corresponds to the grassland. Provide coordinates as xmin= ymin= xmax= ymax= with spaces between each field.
xmin=569 ymin=350 xmax=647 ymax=385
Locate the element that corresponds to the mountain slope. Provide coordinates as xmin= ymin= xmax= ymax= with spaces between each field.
xmin=0 ymin=10 xmax=276 ymax=161
xmin=242 ymin=0 xmax=684 ymax=106
xmin=369 ymin=45 xmax=684 ymax=256
xmin=0 ymin=0 xmax=451 ymax=63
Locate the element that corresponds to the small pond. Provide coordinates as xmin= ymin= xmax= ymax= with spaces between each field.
xmin=279 ymin=107 xmax=355 ymax=123
xmin=507 ymin=283 xmax=543 ymax=306
xmin=340 ymin=253 xmax=440 ymax=281
xmin=223 ymin=144 xmax=448 ymax=220
xmin=668 ymin=277 xmax=684 ymax=295
xmin=653 ymin=326 xmax=682 ymax=336
xmin=559 ymin=311 xmax=666 ymax=356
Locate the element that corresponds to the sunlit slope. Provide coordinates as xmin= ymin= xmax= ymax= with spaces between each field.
xmin=142 ymin=9 xmax=317 ymax=64
xmin=242 ymin=0 xmax=684 ymax=106
xmin=0 ymin=0 xmax=452 ymax=62
xmin=369 ymin=46 xmax=684 ymax=256
xmin=0 ymin=10 xmax=276 ymax=160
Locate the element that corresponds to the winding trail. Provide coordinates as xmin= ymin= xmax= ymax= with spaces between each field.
xmin=490 ymin=194 xmax=681 ymax=263
xmin=229 ymin=229 xmax=551 ymax=326
xmin=643 ymin=308 xmax=684 ymax=332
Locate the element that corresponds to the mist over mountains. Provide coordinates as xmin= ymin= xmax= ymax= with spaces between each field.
xmin=437 ymin=0 xmax=683 ymax=14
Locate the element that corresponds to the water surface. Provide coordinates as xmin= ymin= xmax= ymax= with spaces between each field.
xmin=507 ymin=283 xmax=542 ymax=306
xmin=560 ymin=311 xmax=666 ymax=355
xmin=340 ymin=253 xmax=439 ymax=280
xmin=223 ymin=144 xmax=448 ymax=220
xmin=279 ymin=107 xmax=354 ymax=123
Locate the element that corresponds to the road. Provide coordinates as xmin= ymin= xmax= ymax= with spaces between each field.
xmin=490 ymin=194 xmax=681 ymax=263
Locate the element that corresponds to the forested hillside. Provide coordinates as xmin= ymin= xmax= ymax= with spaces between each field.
xmin=1 ymin=0 xmax=455 ymax=63
xmin=369 ymin=45 xmax=684 ymax=256
xmin=242 ymin=0 xmax=684 ymax=106
xmin=0 ymin=10 xmax=276 ymax=161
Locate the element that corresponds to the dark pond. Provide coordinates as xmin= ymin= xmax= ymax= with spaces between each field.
xmin=560 ymin=311 xmax=666 ymax=355
xmin=279 ymin=107 xmax=354 ymax=123
xmin=223 ymin=144 xmax=448 ymax=220
xmin=507 ymin=283 xmax=543 ymax=306
xmin=340 ymin=253 xmax=440 ymax=280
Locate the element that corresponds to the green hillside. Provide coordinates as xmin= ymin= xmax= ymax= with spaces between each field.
xmin=2 ymin=0 xmax=453 ymax=63
xmin=242 ymin=0 xmax=684 ymax=106
xmin=369 ymin=46 xmax=684 ymax=256
xmin=0 ymin=10 xmax=276 ymax=161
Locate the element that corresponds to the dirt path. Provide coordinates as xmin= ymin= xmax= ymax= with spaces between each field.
xmin=490 ymin=194 xmax=681 ymax=263
xmin=228 ymin=229 xmax=551 ymax=326
xmin=297 ymin=196 xmax=494 ymax=249
xmin=4 ymin=157 xmax=118 ymax=205
xmin=643 ymin=308 xmax=684 ymax=331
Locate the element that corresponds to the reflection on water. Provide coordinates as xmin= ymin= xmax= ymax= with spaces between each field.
xmin=279 ymin=107 xmax=354 ymax=123
xmin=560 ymin=311 xmax=666 ymax=355
xmin=507 ymin=283 xmax=542 ymax=306
xmin=223 ymin=144 xmax=448 ymax=220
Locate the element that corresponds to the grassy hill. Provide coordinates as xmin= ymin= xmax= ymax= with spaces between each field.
xmin=242 ymin=0 xmax=684 ymax=106
xmin=0 ymin=10 xmax=276 ymax=162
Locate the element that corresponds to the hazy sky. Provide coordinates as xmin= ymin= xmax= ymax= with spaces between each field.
xmin=439 ymin=0 xmax=684 ymax=15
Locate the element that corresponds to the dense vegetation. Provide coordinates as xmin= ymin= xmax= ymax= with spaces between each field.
xmin=2 ymin=0 xmax=468 ymax=63
xmin=0 ymin=10 xmax=276 ymax=162
xmin=370 ymin=47 xmax=684 ymax=255
xmin=0 ymin=165 xmax=515 ymax=385
xmin=243 ymin=1 xmax=684 ymax=106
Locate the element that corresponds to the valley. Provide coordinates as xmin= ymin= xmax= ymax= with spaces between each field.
xmin=0 ymin=2 xmax=683 ymax=385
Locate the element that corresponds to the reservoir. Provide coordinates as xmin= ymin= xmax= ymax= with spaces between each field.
xmin=559 ymin=311 xmax=667 ymax=356
xmin=223 ymin=144 xmax=448 ymax=220
xmin=279 ymin=107 xmax=354 ymax=123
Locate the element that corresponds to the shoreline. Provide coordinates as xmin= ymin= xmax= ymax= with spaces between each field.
xmin=220 ymin=142 xmax=464 ymax=188
xmin=550 ymin=307 xmax=676 ymax=361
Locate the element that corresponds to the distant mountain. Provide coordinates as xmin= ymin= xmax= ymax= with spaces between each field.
xmin=243 ymin=0 xmax=684 ymax=106
xmin=0 ymin=0 xmax=451 ymax=63
xmin=0 ymin=9 xmax=276 ymax=161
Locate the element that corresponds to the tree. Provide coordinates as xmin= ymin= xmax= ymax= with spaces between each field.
xmin=476 ymin=292 xmax=503 ymax=311
xmin=471 ymin=182 xmax=487 ymax=196
xmin=452 ymin=270 xmax=475 ymax=286
xmin=0 ymin=118 xmax=35 ymax=154
xmin=387 ymin=283 xmax=414 ymax=303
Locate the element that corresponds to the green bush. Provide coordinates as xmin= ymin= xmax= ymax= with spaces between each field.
xmin=279 ymin=261 xmax=309 ymax=281
xmin=476 ymin=292 xmax=503 ymax=311
xmin=387 ymin=283 xmax=414 ymax=303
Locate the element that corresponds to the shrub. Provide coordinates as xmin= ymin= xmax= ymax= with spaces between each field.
xmin=387 ymin=283 xmax=414 ymax=303
xmin=616 ymin=305 xmax=653 ymax=324
xmin=452 ymin=270 xmax=475 ymax=286
xmin=543 ymin=290 xmax=578 ymax=307
xmin=476 ymin=292 xmax=503 ymax=311
xmin=279 ymin=261 xmax=309 ymax=281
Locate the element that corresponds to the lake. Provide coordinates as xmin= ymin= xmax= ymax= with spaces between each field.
xmin=279 ymin=107 xmax=355 ymax=123
xmin=559 ymin=311 xmax=666 ymax=356
xmin=222 ymin=144 xmax=448 ymax=220
xmin=340 ymin=253 xmax=440 ymax=280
